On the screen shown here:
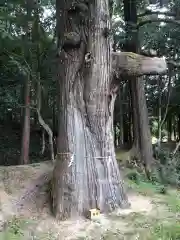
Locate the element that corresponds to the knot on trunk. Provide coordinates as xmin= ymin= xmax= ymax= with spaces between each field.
xmin=63 ymin=32 xmax=81 ymax=49
xmin=68 ymin=2 xmax=89 ymax=14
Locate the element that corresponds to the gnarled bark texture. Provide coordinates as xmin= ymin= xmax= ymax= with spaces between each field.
xmin=52 ymin=0 xmax=129 ymax=220
xmin=52 ymin=0 xmax=167 ymax=220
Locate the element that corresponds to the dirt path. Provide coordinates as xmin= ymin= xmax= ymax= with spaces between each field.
xmin=0 ymin=162 xmax=172 ymax=239
xmin=30 ymin=193 xmax=154 ymax=240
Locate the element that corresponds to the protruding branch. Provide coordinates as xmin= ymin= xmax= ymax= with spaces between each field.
xmin=168 ymin=60 xmax=180 ymax=68
xmin=138 ymin=10 xmax=176 ymax=18
xmin=111 ymin=52 xmax=167 ymax=77
xmin=138 ymin=18 xmax=180 ymax=28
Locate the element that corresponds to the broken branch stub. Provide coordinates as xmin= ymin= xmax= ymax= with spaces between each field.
xmin=111 ymin=52 xmax=167 ymax=77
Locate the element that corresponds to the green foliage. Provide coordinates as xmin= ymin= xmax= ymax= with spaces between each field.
xmin=155 ymin=150 xmax=180 ymax=186
xmin=0 ymin=217 xmax=24 ymax=240
xmin=149 ymin=223 xmax=180 ymax=240
xmin=126 ymin=149 xmax=180 ymax=190
xmin=126 ymin=169 xmax=141 ymax=184
xmin=166 ymin=193 xmax=180 ymax=213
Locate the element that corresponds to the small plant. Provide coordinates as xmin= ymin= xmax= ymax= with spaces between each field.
xmin=126 ymin=170 xmax=141 ymax=184
xmin=8 ymin=216 xmax=23 ymax=235
xmin=158 ymin=186 xmax=167 ymax=195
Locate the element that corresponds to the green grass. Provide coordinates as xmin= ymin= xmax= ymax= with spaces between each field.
xmin=0 ymin=217 xmax=39 ymax=240
xmin=148 ymin=222 xmax=180 ymax=240
xmin=2 ymin=163 xmax=180 ymax=240
xmin=165 ymin=191 xmax=180 ymax=213
xmin=121 ymin=173 xmax=180 ymax=239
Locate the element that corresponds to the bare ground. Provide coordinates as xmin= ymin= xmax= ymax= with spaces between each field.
xmin=0 ymin=161 xmax=176 ymax=239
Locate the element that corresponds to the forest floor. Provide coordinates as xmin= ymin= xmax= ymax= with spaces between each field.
xmin=0 ymin=160 xmax=180 ymax=239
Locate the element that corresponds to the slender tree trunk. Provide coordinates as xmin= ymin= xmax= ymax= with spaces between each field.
xmin=167 ymin=116 xmax=172 ymax=142
xmin=173 ymin=117 xmax=177 ymax=141
xmin=136 ymin=78 xmax=153 ymax=173
xmin=157 ymin=76 xmax=162 ymax=147
xmin=36 ymin=80 xmax=55 ymax=162
xmin=123 ymin=0 xmax=153 ymax=175
xmin=52 ymin=0 xmax=129 ymax=220
xmin=119 ymin=84 xmax=124 ymax=145
xmin=122 ymin=82 xmax=131 ymax=145
xmin=41 ymin=129 xmax=45 ymax=155
xmin=20 ymin=79 xmax=30 ymax=164
xmin=20 ymin=0 xmax=32 ymax=164
xmin=177 ymin=114 xmax=180 ymax=141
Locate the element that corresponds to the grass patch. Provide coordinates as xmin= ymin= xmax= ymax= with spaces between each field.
xmin=126 ymin=178 xmax=166 ymax=196
xmin=0 ymin=216 xmax=38 ymax=240
xmin=165 ymin=191 xmax=180 ymax=213
xmin=106 ymin=212 xmax=180 ymax=240
xmin=148 ymin=222 xmax=180 ymax=240
xmin=0 ymin=217 xmax=25 ymax=240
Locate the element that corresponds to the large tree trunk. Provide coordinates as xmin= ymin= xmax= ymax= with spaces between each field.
xmin=52 ymin=0 xmax=129 ymax=220
xmin=51 ymin=0 xmax=167 ymax=220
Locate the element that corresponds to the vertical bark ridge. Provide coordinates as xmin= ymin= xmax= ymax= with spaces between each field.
xmin=52 ymin=0 xmax=129 ymax=220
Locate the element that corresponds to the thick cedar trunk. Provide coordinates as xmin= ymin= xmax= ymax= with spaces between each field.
xmin=20 ymin=80 xmax=30 ymax=164
xmin=52 ymin=0 xmax=129 ymax=220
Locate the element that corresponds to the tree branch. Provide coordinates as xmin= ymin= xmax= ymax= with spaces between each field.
xmin=36 ymin=109 xmax=55 ymax=162
xmin=138 ymin=10 xmax=176 ymax=18
xmin=137 ymin=18 xmax=180 ymax=28
xmin=168 ymin=60 xmax=180 ymax=68
xmin=111 ymin=52 xmax=167 ymax=77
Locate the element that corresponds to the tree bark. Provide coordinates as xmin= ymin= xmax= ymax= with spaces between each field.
xmin=136 ymin=78 xmax=153 ymax=174
xmin=167 ymin=116 xmax=172 ymax=142
xmin=52 ymin=0 xmax=167 ymax=220
xmin=20 ymin=79 xmax=30 ymax=164
xmin=20 ymin=0 xmax=32 ymax=165
xmin=52 ymin=0 xmax=129 ymax=220
xmin=173 ymin=117 xmax=177 ymax=141
xmin=41 ymin=129 xmax=45 ymax=155
xmin=123 ymin=0 xmax=154 ymax=176
xmin=119 ymin=84 xmax=124 ymax=145
xmin=157 ymin=76 xmax=162 ymax=147
xmin=177 ymin=114 xmax=180 ymax=141
xmin=157 ymin=73 xmax=171 ymax=148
